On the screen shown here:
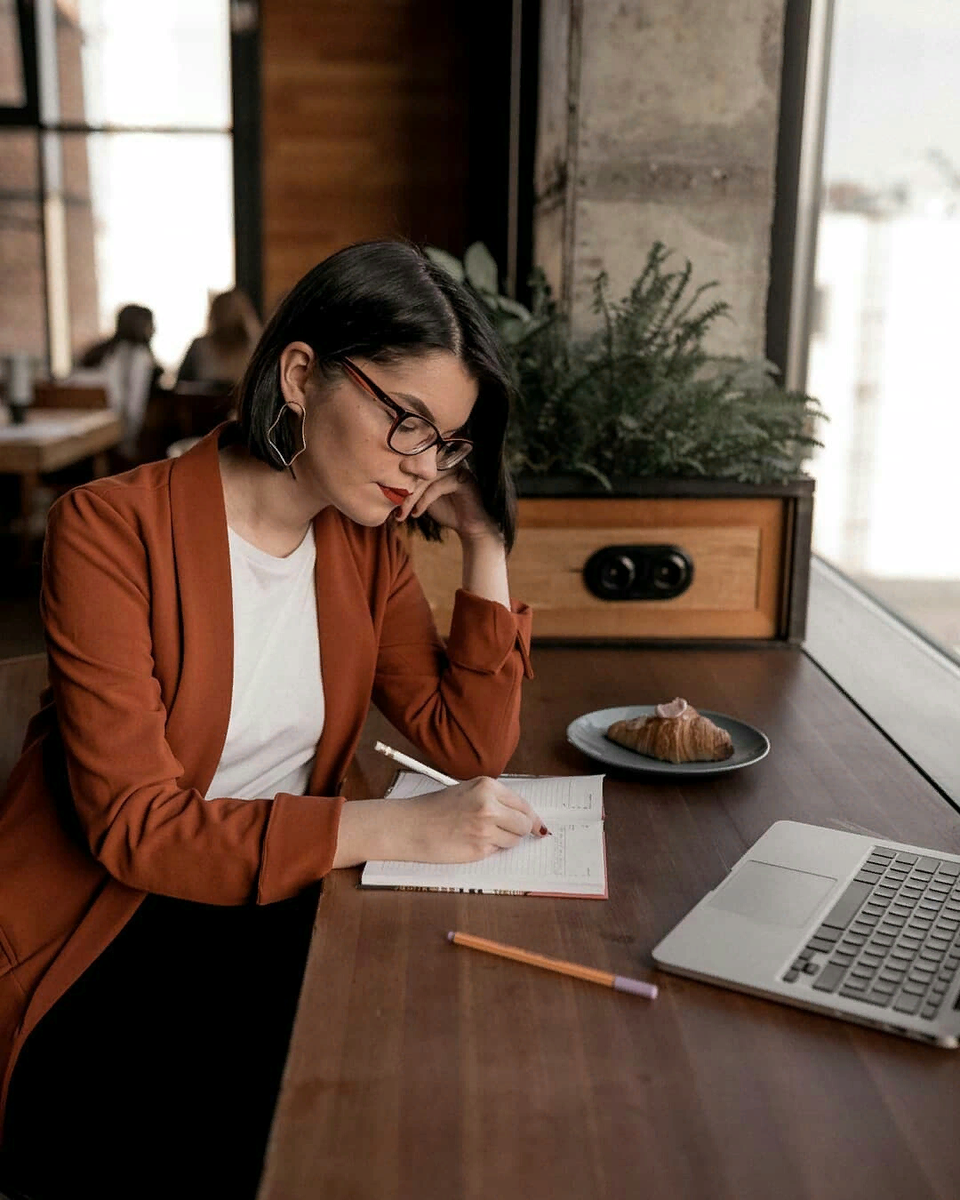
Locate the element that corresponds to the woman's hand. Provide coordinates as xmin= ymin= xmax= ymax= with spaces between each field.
xmin=396 ymin=466 xmax=500 ymax=544
xmin=332 ymin=778 xmax=549 ymax=868
xmin=394 ymin=466 xmax=511 ymax=607
xmin=393 ymin=777 xmax=549 ymax=863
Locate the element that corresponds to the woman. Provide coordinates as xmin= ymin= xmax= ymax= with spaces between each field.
xmin=75 ymin=303 xmax=161 ymax=458
xmin=175 ymin=286 xmax=262 ymax=389
xmin=0 ymin=242 xmax=542 ymax=1199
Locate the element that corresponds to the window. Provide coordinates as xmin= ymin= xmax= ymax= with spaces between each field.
xmin=803 ymin=0 xmax=960 ymax=665
xmin=781 ymin=0 xmax=960 ymax=806
xmin=1 ymin=0 xmax=239 ymax=379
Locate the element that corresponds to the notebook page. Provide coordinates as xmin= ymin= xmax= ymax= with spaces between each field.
xmin=383 ymin=772 xmax=605 ymax=822
xmin=360 ymin=821 xmax=606 ymax=897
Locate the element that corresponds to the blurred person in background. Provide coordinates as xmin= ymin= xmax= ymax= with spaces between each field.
xmin=176 ymin=287 xmax=262 ymax=391
xmin=75 ymin=303 xmax=161 ymax=460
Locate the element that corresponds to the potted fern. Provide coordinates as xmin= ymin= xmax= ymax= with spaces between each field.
xmin=419 ymin=242 xmax=824 ymax=643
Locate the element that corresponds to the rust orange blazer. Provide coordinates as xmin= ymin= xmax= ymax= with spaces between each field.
xmin=0 ymin=428 xmax=532 ymax=1132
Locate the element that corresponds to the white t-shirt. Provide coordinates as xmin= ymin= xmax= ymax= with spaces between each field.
xmin=206 ymin=525 xmax=325 ymax=801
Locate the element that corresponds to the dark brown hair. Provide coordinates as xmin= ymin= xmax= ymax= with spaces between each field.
xmin=235 ymin=241 xmax=518 ymax=549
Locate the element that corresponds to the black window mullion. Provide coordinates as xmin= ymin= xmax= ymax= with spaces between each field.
xmin=231 ymin=12 xmax=262 ymax=317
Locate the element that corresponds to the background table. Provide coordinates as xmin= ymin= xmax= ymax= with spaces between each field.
xmin=0 ymin=407 xmax=122 ymax=474
xmin=0 ymin=408 xmax=122 ymax=562
xmin=259 ymin=645 xmax=960 ymax=1200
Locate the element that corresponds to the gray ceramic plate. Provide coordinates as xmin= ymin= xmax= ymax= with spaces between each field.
xmin=566 ymin=704 xmax=770 ymax=777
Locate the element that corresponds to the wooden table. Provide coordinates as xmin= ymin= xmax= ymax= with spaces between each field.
xmin=259 ymin=645 xmax=960 ymax=1200
xmin=0 ymin=408 xmax=122 ymax=562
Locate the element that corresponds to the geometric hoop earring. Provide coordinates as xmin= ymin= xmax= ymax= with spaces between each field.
xmin=266 ymin=400 xmax=307 ymax=469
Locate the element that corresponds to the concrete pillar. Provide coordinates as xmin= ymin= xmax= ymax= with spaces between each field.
xmin=534 ymin=0 xmax=788 ymax=358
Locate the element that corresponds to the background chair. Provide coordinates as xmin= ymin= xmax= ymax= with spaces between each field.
xmin=0 ymin=653 xmax=47 ymax=792
xmin=171 ymin=381 xmax=235 ymax=439
xmin=32 ymin=381 xmax=109 ymax=409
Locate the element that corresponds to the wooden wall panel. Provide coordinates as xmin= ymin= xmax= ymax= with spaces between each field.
xmin=260 ymin=1 xmax=471 ymax=307
xmin=408 ymin=497 xmax=791 ymax=640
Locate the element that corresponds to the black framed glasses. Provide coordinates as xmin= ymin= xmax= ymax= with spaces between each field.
xmin=338 ymin=357 xmax=473 ymax=470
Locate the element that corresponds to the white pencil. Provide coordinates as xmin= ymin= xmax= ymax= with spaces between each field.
xmin=374 ymin=741 xmax=458 ymax=787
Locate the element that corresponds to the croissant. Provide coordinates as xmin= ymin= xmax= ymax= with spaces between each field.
xmin=606 ymin=697 xmax=734 ymax=764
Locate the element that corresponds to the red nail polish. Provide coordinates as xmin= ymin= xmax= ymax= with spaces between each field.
xmin=539 ymin=824 xmax=551 ymax=837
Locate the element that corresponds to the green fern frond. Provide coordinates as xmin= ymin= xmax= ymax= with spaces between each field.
xmin=431 ymin=240 xmax=825 ymax=485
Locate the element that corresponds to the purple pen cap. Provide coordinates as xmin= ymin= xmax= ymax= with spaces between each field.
xmin=613 ymin=975 xmax=658 ymax=999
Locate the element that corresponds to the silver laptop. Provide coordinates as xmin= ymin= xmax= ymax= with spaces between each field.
xmin=652 ymin=820 xmax=960 ymax=1047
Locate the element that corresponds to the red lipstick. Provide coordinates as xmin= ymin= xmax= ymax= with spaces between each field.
xmin=379 ymin=484 xmax=410 ymax=506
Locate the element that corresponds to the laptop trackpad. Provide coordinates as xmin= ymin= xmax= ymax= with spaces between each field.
xmin=708 ymin=860 xmax=837 ymax=928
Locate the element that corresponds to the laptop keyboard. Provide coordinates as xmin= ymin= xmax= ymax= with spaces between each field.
xmin=782 ymin=846 xmax=960 ymax=1020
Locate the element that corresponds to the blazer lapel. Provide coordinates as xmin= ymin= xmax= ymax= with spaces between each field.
xmin=164 ymin=433 xmax=378 ymax=799
xmin=309 ymin=508 xmax=378 ymax=793
xmin=165 ymin=430 xmax=234 ymax=793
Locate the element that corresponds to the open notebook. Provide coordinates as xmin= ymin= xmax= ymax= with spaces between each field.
xmin=360 ymin=771 xmax=608 ymax=898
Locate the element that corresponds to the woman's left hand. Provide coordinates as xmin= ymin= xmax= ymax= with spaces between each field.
xmin=396 ymin=465 xmax=511 ymax=606
xmin=396 ymin=467 xmax=500 ymax=543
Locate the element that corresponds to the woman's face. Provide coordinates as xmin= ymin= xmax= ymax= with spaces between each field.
xmin=281 ymin=346 xmax=479 ymax=525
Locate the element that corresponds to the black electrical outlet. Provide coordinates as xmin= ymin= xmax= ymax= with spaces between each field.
xmin=582 ymin=544 xmax=694 ymax=601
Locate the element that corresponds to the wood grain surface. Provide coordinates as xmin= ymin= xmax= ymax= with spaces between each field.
xmin=259 ymin=646 xmax=960 ymax=1200
xmin=31 ymin=382 xmax=108 ymax=410
xmin=409 ymin=498 xmax=787 ymax=639
xmin=0 ymin=409 xmax=122 ymax=473
xmin=260 ymin=0 xmax=469 ymax=306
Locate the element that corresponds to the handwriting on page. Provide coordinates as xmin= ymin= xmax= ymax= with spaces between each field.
xmin=384 ymin=771 xmax=604 ymax=821
xmin=366 ymin=823 xmax=598 ymax=884
xmin=508 ymin=776 xmax=603 ymax=817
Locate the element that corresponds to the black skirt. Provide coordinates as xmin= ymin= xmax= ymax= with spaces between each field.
xmin=0 ymin=885 xmax=320 ymax=1200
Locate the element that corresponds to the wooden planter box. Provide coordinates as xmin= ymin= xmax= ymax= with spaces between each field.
xmin=408 ymin=477 xmax=814 ymax=643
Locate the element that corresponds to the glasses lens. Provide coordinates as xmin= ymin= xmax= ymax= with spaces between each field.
xmin=436 ymin=442 xmax=472 ymax=469
xmin=386 ymin=413 xmax=472 ymax=469
xmin=388 ymin=416 xmax=437 ymax=455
